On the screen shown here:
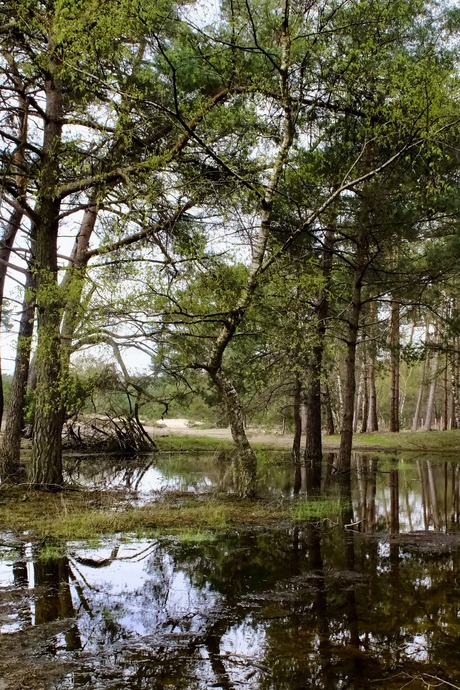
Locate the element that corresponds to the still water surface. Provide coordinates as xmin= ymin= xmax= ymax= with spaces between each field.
xmin=1 ymin=452 xmax=460 ymax=689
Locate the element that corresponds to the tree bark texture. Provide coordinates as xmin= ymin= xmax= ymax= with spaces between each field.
xmin=31 ymin=71 xmax=65 ymax=489
xmin=361 ymin=355 xmax=369 ymax=433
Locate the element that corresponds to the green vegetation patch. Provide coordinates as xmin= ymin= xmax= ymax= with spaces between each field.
xmin=291 ymin=497 xmax=351 ymax=522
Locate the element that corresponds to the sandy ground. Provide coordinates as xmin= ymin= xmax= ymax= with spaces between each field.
xmin=151 ymin=418 xmax=295 ymax=447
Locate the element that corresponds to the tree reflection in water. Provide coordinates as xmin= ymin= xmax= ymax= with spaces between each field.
xmin=1 ymin=457 xmax=460 ymax=689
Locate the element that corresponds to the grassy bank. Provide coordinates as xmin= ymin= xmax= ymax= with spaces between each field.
xmin=155 ymin=429 xmax=460 ymax=453
xmin=324 ymin=429 xmax=460 ymax=452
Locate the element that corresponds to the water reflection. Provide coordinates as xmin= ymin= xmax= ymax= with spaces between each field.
xmin=2 ymin=454 xmax=460 ymax=688
xmin=64 ymin=452 xmax=460 ymax=533
xmin=2 ymin=516 xmax=460 ymax=689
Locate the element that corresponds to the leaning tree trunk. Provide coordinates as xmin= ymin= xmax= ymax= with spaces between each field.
xmin=200 ymin=22 xmax=296 ymax=498
xmin=389 ymin=299 xmax=400 ymax=432
xmin=0 ymin=265 xmax=35 ymax=480
xmin=211 ymin=371 xmax=257 ymax=498
xmin=31 ymin=71 xmax=64 ymax=489
xmin=0 ymin=207 xmax=23 ymax=428
xmin=0 ymin=92 xmax=28 ymax=426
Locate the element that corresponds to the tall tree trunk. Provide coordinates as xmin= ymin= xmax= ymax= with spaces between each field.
xmin=412 ymin=320 xmax=429 ymax=431
xmin=303 ymin=226 xmax=335 ymax=481
xmin=389 ymin=299 xmax=400 ymax=432
xmin=361 ymin=354 xmax=369 ymax=433
xmin=303 ymin=358 xmax=322 ymax=490
xmin=353 ymin=361 xmax=364 ymax=433
xmin=202 ymin=23 xmax=296 ymax=497
xmin=338 ymin=224 xmax=367 ymax=471
xmin=443 ymin=353 xmax=449 ymax=431
xmin=366 ymin=297 xmax=378 ymax=431
xmin=424 ymin=326 xmax=440 ymax=431
xmin=451 ymin=343 xmax=460 ymax=429
xmin=0 ymin=266 xmax=35 ymax=480
xmin=31 ymin=71 xmax=64 ymax=489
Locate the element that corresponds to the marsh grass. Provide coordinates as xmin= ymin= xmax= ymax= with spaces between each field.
xmin=37 ymin=543 xmax=66 ymax=561
xmin=291 ymin=497 xmax=351 ymax=522
xmin=0 ymin=487 xmax=288 ymax=540
xmin=171 ymin=529 xmax=217 ymax=543
xmin=155 ymin=435 xmax=236 ymax=452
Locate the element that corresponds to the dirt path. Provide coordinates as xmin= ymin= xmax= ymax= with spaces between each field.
xmin=150 ymin=418 xmax=300 ymax=448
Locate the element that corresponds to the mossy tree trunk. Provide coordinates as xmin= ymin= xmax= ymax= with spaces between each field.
xmin=31 ymin=71 xmax=64 ymax=490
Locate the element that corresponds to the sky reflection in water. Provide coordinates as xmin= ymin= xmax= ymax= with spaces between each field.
xmin=1 ymin=452 xmax=460 ymax=689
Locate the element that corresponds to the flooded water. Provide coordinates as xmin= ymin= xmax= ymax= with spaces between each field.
xmin=1 ymin=452 xmax=460 ymax=689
